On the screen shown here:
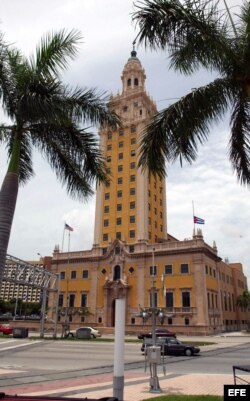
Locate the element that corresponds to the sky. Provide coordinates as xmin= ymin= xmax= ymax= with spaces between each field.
xmin=0 ymin=1 xmax=249 ymax=284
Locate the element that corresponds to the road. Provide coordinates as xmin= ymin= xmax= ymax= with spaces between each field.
xmin=0 ymin=337 xmax=250 ymax=389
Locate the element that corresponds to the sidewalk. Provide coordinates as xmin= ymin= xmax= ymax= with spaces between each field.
xmin=0 ymin=369 xmax=237 ymax=400
xmin=1 ymin=333 xmax=250 ymax=400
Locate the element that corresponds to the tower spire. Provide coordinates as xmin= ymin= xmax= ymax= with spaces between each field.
xmin=131 ymin=40 xmax=137 ymax=58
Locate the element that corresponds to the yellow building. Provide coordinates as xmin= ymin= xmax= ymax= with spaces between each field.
xmin=49 ymin=51 xmax=249 ymax=335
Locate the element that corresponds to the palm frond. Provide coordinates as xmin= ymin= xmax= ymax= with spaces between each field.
xmin=139 ymin=78 xmax=233 ymax=176
xmin=0 ymin=46 xmax=23 ymax=119
xmin=32 ymin=29 xmax=82 ymax=77
xmin=229 ymin=91 xmax=250 ymax=185
xmin=29 ymin=122 xmax=109 ymax=199
xmin=133 ymin=0 xmax=238 ymax=74
xmin=62 ymin=86 xmax=120 ymax=128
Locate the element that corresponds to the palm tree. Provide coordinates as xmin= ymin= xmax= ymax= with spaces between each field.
xmin=236 ymin=290 xmax=250 ymax=309
xmin=133 ymin=0 xmax=250 ymax=183
xmin=0 ymin=29 xmax=119 ymax=283
xmin=236 ymin=290 xmax=250 ymax=329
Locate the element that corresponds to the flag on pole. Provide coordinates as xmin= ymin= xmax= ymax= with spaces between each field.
xmin=194 ymin=216 xmax=205 ymax=225
xmin=65 ymin=223 xmax=74 ymax=232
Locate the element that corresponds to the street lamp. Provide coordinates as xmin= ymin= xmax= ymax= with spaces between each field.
xmin=149 ymin=247 xmax=161 ymax=392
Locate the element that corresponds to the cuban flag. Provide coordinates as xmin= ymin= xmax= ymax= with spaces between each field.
xmin=194 ymin=216 xmax=205 ymax=224
xmin=65 ymin=223 xmax=74 ymax=231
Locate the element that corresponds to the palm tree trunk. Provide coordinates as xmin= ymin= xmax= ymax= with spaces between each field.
xmin=0 ymin=173 xmax=19 ymax=284
xmin=0 ymin=134 xmax=21 ymax=285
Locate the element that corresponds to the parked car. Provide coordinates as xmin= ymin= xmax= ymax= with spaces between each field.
xmin=141 ymin=336 xmax=200 ymax=356
xmin=66 ymin=326 xmax=102 ymax=338
xmin=138 ymin=328 xmax=176 ymax=340
xmin=0 ymin=324 xmax=13 ymax=335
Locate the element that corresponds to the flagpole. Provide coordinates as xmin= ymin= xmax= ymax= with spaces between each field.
xmin=192 ymin=200 xmax=195 ymax=232
xmin=68 ymin=231 xmax=71 ymax=253
xmin=61 ymin=224 xmax=66 ymax=253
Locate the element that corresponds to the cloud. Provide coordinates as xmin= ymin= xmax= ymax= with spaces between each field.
xmin=0 ymin=0 xmax=249 ymax=286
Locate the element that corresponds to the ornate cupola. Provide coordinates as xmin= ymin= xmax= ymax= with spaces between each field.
xmin=121 ymin=48 xmax=146 ymax=93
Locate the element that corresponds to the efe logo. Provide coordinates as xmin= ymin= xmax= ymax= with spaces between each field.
xmin=224 ymin=385 xmax=249 ymax=400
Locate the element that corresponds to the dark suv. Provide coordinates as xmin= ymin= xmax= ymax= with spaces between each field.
xmin=141 ymin=336 xmax=200 ymax=356
xmin=138 ymin=328 xmax=176 ymax=340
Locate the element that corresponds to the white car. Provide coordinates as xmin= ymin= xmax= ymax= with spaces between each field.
xmin=67 ymin=326 xmax=102 ymax=338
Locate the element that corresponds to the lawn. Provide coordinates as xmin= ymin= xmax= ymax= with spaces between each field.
xmin=143 ymin=396 xmax=222 ymax=401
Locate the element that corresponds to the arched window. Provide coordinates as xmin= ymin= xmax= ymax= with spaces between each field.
xmin=127 ymin=78 xmax=131 ymax=86
xmin=113 ymin=265 xmax=121 ymax=281
xmin=134 ymin=78 xmax=139 ymax=86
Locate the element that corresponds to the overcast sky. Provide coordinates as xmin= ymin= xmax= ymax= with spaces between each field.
xmin=0 ymin=1 xmax=249 ymax=284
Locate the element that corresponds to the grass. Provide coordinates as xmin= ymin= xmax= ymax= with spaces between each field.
xmin=142 ymin=396 xmax=222 ymax=401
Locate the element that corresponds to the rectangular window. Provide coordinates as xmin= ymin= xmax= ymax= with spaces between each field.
xmin=130 ymin=175 xmax=135 ymax=182
xmin=130 ymin=162 xmax=136 ymax=169
xmin=166 ymin=292 xmax=173 ymax=308
xmin=81 ymin=293 xmax=87 ymax=307
xmin=130 ymin=188 xmax=136 ymax=195
xmin=117 ymin=204 xmax=122 ymax=211
xmin=116 ymin=217 xmax=122 ymax=225
xmin=71 ymin=271 xmax=77 ymax=279
xmin=130 ymin=201 xmax=135 ymax=209
xmin=119 ymin=129 xmax=124 ymax=136
xmin=165 ymin=265 xmax=173 ymax=275
xmin=104 ymin=219 xmax=109 ymax=227
xmin=117 ymin=190 xmax=123 ymax=198
xmin=131 ymin=126 xmax=136 ymax=133
xmin=103 ymin=233 xmax=108 ymax=241
xmin=182 ymin=291 xmax=190 ymax=307
xmin=117 ymin=177 xmax=123 ymax=184
xmin=105 ymin=193 xmax=110 ymax=200
xmin=129 ymin=230 xmax=135 ymax=238
xmin=107 ymin=144 xmax=112 ymax=151
xmin=58 ymin=294 xmax=64 ymax=307
xmin=104 ymin=205 xmax=109 ymax=213
xmin=181 ymin=263 xmax=189 ymax=274
xmin=116 ymin=232 xmax=121 ymax=240
xmin=118 ymin=153 xmax=123 ymax=160
xmin=69 ymin=294 xmax=75 ymax=307
xmin=118 ymin=165 xmax=123 ymax=172
xmin=60 ymin=271 xmax=65 ymax=280
xmin=82 ymin=270 xmax=89 ymax=279
xmin=131 ymin=138 xmax=136 ymax=145
xmin=107 ymin=132 xmax=112 ymax=140
xmin=119 ymin=141 xmax=124 ymax=148
xmin=130 ymin=215 xmax=135 ymax=223
xmin=131 ymin=149 xmax=136 ymax=156
xmin=150 ymin=265 xmax=157 ymax=276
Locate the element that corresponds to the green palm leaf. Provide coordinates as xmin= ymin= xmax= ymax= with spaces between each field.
xmin=133 ymin=0 xmax=250 ymax=186
xmin=0 ymin=29 xmax=119 ymax=283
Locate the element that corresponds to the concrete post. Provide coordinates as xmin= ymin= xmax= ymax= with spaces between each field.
xmin=113 ymin=298 xmax=125 ymax=400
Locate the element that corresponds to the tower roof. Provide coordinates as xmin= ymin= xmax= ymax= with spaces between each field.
xmin=121 ymin=48 xmax=146 ymax=93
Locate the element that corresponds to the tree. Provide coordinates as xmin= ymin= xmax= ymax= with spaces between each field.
xmin=0 ymin=29 xmax=119 ymax=283
xmin=236 ymin=290 xmax=250 ymax=310
xmin=133 ymin=0 xmax=250 ymax=182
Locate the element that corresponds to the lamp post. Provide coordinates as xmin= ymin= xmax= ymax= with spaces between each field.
xmin=149 ymin=247 xmax=161 ymax=393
